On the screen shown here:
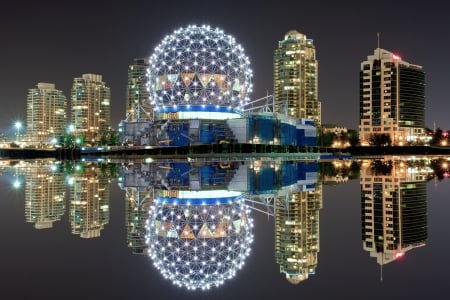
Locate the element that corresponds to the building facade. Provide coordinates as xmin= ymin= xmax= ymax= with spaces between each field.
xmin=126 ymin=58 xmax=151 ymax=122
xmin=359 ymin=48 xmax=425 ymax=145
xmin=71 ymin=74 xmax=111 ymax=144
xmin=26 ymin=83 xmax=67 ymax=145
xmin=274 ymin=30 xmax=321 ymax=127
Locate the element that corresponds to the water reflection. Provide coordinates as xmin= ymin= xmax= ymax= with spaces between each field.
xmin=272 ymin=163 xmax=321 ymax=284
xmin=3 ymin=156 xmax=442 ymax=290
xmin=118 ymin=160 xmax=322 ymax=289
xmin=67 ymin=162 xmax=112 ymax=238
xmin=21 ymin=161 xmax=66 ymax=229
xmin=360 ymin=159 xmax=430 ymax=278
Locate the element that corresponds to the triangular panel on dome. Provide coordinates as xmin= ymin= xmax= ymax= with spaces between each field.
xmin=232 ymin=219 xmax=242 ymax=232
xmin=213 ymin=222 xmax=228 ymax=238
xmin=198 ymin=223 xmax=212 ymax=238
xmin=232 ymin=79 xmax=240 ymax=92
xmin=216 ymin=75 xmax=226 ymax=89
xmin=198 ymin=73 xmax=210 ymax=88
xmin=156 ymin=75 xmax=168 ymax=90
xmin=181 ymin=73 xmax=195 ymax=87
xmin=208 ymin=74 xmax=216 ymax=85
xmin=167 ymin=226 xmax=179 ymax=238
xmin=168 ymin=74 xmax=179 ymax=84
xmin=181 ymin=224 xmax=195 ymax=239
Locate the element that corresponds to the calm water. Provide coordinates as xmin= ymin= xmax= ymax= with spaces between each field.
xmin=1 ymin=157 xmax=449 ymax=299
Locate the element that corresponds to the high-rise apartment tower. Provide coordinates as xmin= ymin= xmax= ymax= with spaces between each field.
xmin=71 ymin=74 xmax=111 ymax=143
xmin=126 ymin=58 xmax=151 ymax=121
xmin=274 ymin=30 xmax=321 ymax=126
xmin=26 ymin=83 xmax=67 ymax=144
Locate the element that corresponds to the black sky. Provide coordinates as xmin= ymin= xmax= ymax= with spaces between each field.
xmin=1 ymin=0 xmax=449 ymax=134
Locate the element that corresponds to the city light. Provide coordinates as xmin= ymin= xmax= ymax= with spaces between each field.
xmin=15 ymin=121 xmax=22 ymax=142
xmin=12 ymin=178 xmax=21 ymax=189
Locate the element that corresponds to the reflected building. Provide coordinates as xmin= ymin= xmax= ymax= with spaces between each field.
xmin=360 ymin=159 xmax=428 ymax=270
xmin=247 ymin=161 xmax=321 ymax=284
xmin=19 ymin=161 xmax=66 ymax=229
xmin=120 ymin=161 xmax=253 ymax=290
xmin=119 ymin=159 xmax=321 ymax=287
xmin=69 ymin=164 xmax=110 ymax=238
xmin=119 ymin=163 xmax=157 ymax=255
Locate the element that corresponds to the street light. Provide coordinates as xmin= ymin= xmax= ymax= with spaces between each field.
xmin=15 ymin=121 xmax=22 ymax=142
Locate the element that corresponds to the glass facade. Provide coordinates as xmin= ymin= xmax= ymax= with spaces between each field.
xmin=359 ymin=49 xmax=425 ymax=145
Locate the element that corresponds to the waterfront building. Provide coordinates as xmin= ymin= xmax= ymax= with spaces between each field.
xmin=71 ymin=74 xmax=111 ymax=144
xmin=359 ymin=48 xmax=425 ymax=145
xmin=126 ymin=58 xmax=151 ymax=122
xmin=274 ymin=30 xmax=321 ymax=127
xmin=26 ymin=83 xmax=67 ymax=145
xmin=119 ymin=25 xmax=317 ymax=147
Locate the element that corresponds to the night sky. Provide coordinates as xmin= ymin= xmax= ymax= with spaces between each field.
xmin=1 ymin=0 xmax=449 ymax=134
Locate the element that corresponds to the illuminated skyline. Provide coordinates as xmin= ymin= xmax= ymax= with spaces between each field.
xmin=1 ymin=1 xmax=449 ymax=134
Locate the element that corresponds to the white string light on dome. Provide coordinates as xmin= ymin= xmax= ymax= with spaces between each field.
xmin=147 ymin=25 xmax=253 ymax=112
xmin=145 ymin=196 xmax=254 ymax=290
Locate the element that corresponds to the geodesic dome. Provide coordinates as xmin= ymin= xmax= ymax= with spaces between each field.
xmin=148 ymin=25 xmax=253 ymax=112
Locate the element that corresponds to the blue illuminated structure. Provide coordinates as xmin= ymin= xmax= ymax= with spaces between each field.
xmin=119 ymin=25 xmax=317 ymax=148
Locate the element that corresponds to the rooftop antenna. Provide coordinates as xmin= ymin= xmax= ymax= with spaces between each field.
xmin=377 ymin=32 xmax=381 ymax=60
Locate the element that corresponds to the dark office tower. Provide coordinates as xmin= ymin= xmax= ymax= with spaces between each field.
xmin=22 ymin=162 xmax=66 ymax=229
xmin=71 ymin=74 xmax=111 ymax=144
xmin=69 ymin=165 xmax=110 ymax=238
xmin=126 ymin=58 xmax=151 ymax=121
xmin=274 ymin=30 xmax=321 ymax=126
xmin=360 ymin=159 xmax=427 ymax=269
xmin=359 ymin=49 xmax=425 ymax=146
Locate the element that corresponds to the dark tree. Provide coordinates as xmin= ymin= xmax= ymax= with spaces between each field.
xmin=347 ymin=129 xmax=360 ymax=146
xmin=368 ymin=133 xmax=391 ymax=146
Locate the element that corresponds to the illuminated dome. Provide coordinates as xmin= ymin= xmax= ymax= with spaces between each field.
xmin=145 ymin=190 xmax=253 ymax=290
xmin=148 ymin=24 xmax=253 ymax=115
